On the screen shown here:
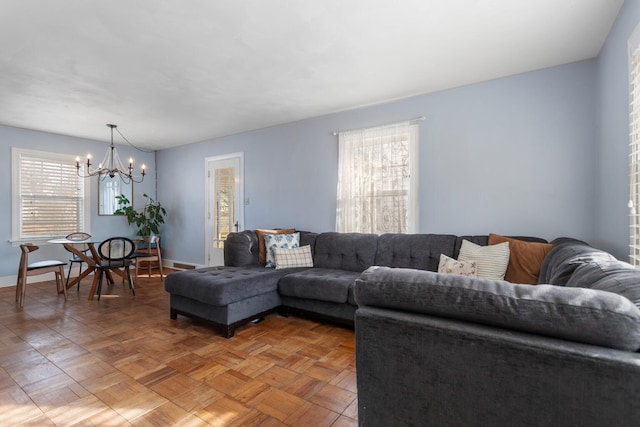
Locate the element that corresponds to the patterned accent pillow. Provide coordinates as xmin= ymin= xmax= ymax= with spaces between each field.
xmin=274 ymin=245 xmax=314 ymax=269
xmin=438 ymin=254 xmax=477 ymax=277
xmin=458 ymin=239 xmax=510 ymax=280
xmin=256 ymin=228 xmax=296 ymax=265
xmin=263 ymin=232 xmax=300 ymax=268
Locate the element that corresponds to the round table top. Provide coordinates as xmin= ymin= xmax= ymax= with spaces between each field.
xmin=47 ymin=238 xmax=99 ymax=244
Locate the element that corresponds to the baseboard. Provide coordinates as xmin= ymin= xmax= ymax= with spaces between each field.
xmin=0 ymin=270 xmax=97 ymax=288
xmin=0 ymin=259 xmax=177 ymax=288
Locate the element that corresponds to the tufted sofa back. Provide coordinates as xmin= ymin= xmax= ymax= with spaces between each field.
xmin=313 ymin=232 xmax=378 ymax=272
xmin=375 ymin=233 xmax=457 ymax=271
xmin=224 ymin=230 xmax=320 ymax=267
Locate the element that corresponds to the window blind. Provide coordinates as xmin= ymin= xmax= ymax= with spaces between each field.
xmin=214 ymin=167 xmax=234 ymax=248
xmin=18 ymin=152 xmax=85 ymax=239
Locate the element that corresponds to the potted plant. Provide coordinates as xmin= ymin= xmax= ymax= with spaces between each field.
xmin=115 ymin=193 xmax=167 ymax=237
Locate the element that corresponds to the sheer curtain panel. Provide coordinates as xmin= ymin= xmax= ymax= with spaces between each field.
xmin=336 ymin=121 xmax=418 ymax=234
xmin=630 ymin=25 xmax=640 ymax=267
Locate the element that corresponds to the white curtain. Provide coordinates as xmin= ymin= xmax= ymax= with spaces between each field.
xmin=630 ymin=35 xmax=640 ymax=266
xmin=336 ymin=121 xmax=418 ymax=234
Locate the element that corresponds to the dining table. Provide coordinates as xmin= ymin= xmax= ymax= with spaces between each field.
xmin=48 ymin=238 xmax=131 ymax=300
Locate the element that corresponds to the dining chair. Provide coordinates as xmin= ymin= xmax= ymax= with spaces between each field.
xmin=64 ymin=232 xmax=92 ymax=291
xmin=95 ymin=237 xmax=136 ymax=300
xmin=16 ymin=243 xmax=68 ymax=308
xmin=133 ymin=236 xmax=164 ymax=280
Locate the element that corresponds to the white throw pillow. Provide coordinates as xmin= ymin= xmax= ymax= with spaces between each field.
xmin=438 ymin=254 xmax=477 ymax=277
xmin=263 ymin=232 xmax=300 ymax=268
xmin=274 ymin=245 xmax=314 ymax=269
xmin=457 ymin=239 xmax=510 ymax=280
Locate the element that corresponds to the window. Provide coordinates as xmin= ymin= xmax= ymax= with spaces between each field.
xmin=336 ymin=120 xmax=418 ymax=234
xmin=214 ymin=166 xmax=235 ymax=248
xmin=630 ymin=26 xmax=640 ymax=267
xmin=12 ymin=148 xmax=89 ymax=242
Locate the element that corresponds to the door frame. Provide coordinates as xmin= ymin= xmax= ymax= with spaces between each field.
xmin=204 ymin=152 xmax=244 ymax=267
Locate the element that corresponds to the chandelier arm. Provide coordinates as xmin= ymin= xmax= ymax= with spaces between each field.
xmin=76 ymin=124 xmax=146 ymax=183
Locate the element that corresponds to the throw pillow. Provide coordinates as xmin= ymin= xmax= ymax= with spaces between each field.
xmin=256 ymin=228 xmax=296 ymax=265
xmin=274 ymin=245 xmax=314 ymax=269
xmin=438 ymin=254 xmax=477 ymax=277
xmin=488 ymin=234 xmax=554 ymax=285
xmin=263 ymin=232 xmax=300 ymax=268
xmin=458 ymin=239 xmax=510 ymax=280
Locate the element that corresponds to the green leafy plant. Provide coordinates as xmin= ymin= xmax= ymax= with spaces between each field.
xmin=115 ymin=193 xmax=167 ymax=237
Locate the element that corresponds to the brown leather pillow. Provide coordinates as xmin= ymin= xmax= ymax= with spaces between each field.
xmin=488 ymin=233 xmax=553 ymax=285
xmin=256 ymin=229 xmax=296 ymax=265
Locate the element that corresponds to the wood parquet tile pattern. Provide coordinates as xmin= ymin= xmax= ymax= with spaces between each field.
xmin=0 ymin=271 xmax=358 ymax=426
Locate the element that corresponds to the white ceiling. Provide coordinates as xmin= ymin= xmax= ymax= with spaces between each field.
xmin=0 ymin=0 xmax=624 ymax=150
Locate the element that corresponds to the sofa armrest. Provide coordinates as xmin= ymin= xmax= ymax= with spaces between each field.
xmin=355 ymin=266 xmax=640 ymax=350
xmin=224 ymin=230 xmax=259 ymax=266
xmin=355 ymin=306 xmax=640 ymax=427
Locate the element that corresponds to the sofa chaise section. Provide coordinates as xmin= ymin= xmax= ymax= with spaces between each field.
xmin=165 ymin=265 xmax=294 ymax=337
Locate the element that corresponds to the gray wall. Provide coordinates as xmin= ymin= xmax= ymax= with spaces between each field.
xmin=0 ymin=125 xmax=157 ymax=282
xmin=595 ymin=0 xmax=640 ymax=260
xmin=158 ymin=60 xmax=598 ymax=266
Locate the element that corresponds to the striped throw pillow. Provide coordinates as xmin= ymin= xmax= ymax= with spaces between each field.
xmin=458 ymin=239 xmax=510 ymax=280
xmin=273 ymin=245 xmax=314 ymax=269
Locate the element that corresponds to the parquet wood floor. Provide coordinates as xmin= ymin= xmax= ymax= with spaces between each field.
xmin=0 ymin=270 xmax=358 ymax=426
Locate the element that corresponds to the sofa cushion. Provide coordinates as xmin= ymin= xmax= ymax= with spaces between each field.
xmin=256 ymin=228 xmax=296 ymax=264
xmin=488 ymin=234 xmax=553 ymax=284
xmin=274 ymin=245 xmax=314 ymax=269
xmin=454 ymin=235 xmax=548 ymax=259
xmin=458 ymin=239 xmax=510 ymax=280
xmin=278 ymin=268 xmax=360 ymax=304
xmin=375 ymin=233 xmax=457 ymax=271
xmin=355 ymin=266 xmax=640 ymax=351
xmin=438 ymin=254 xmax=477 ymax=277
xmin=538 ymin=241 xmax=616 ymax=286
xmin=313 ymin=232 xmax=378 ymax=272
xmin=263 ymin=232 xmax=300 ymax=268
xmin=566 ymin=260 xmax=640 ymax=308
xmin=164 ymin=266 xmax=294 ymax=306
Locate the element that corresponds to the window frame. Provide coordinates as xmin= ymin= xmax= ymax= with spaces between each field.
xmin=11 ymin=147 xmax=91 ymax=245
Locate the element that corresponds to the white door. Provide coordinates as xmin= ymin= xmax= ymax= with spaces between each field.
xmin=205 ymin=153 xmax=244 ymax=266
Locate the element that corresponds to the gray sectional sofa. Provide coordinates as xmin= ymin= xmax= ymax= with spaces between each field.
xmin=354 ymin=239 xmax=640 ymax=426
xmin=165 ymin=230 xmax=640 ymax=424
xmin=165 ymin=230 xmax=373 ymax=337
xmin=164 ymin=230 xmax=545 ymax=337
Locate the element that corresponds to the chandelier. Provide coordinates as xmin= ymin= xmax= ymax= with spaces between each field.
xmin=76 ymin=124 xmax=146 ymax=183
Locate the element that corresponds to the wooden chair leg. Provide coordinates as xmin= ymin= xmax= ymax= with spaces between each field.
xmin=57 ymin=266 xmax=68 ymax=301
xmin=97 ymin=270 xmax=104 ymax=301
xmin=16 ymin=275 xmax=23 ymax=307
xmin=20 ymin=275 xmax=27 ymax=309
xmin=126 ymin=267 xmax=135 ymax=296
xmin=77 ymin=263 xmax=83 ymax=292
xmin=15 ymin=276 xmax=21 ymax=304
